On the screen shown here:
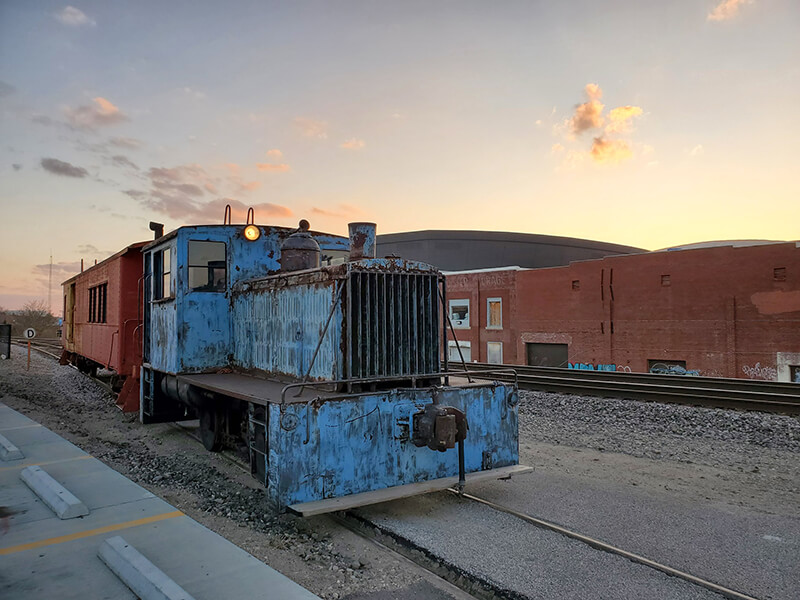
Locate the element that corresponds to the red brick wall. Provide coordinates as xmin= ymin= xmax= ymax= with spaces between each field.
xmin=445 ymin=243 xmax=800 ymax=381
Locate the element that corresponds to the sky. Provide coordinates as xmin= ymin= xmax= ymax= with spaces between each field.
xmin=1 ymin=0 xmax=798 ymax=311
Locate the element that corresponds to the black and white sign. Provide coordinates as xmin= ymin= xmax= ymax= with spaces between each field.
xmin=24 ymin=328 xmax=36 ymax=339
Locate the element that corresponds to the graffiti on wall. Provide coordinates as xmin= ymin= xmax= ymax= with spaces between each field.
xmin=649 ymin=363 xmax=700 ymax=376
xmin=742 ymin=362 xmax=777 ymax=381
xmin=568 ymin=363 xmax=631 ymax=372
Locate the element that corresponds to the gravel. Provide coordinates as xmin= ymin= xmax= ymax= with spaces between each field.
xmin=519 ymin=389 xmax=800 ymax=468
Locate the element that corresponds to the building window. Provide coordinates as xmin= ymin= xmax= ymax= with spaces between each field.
xmin=447 ymin=340 xmax=471 ymax=363
xmin=661 ymin=274 xmax=671 ymax=286
xmin=153 ymin=247 xmax=173 ymax=300
xmin=790 ymin=365 xmax=800 ymax=383
xmin=448 ymin=299 xmax=470 ymax=329
xmin=88 ymin=283 xmax=107 ymax=323
xmin=526 ymin=342 xmax=568 ymax=368
xmin=487 ymin=341 xmax=503 ymax=364
xmin=487 ymin=298 xmax=502 ymax=329
xmin=774 ymin=267 xmax=787 ymax=281
xmin=572 ymin=280 xmax=580 ymax=291
xmin=188 ymin=241 xmax=227 ymax=292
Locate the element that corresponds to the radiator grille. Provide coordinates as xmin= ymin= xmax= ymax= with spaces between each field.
xmin=346 ymin=271 xmax=440 ymax=379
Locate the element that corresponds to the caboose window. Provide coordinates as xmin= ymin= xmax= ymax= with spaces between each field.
xmin=153 ymin=248 xmax=173 ymax=300
xmin=188 ymin=241 xmax=226 ymax=292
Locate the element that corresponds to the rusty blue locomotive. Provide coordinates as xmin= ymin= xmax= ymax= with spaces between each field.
xmin=140 ymin=218 xmax=522 ymax=514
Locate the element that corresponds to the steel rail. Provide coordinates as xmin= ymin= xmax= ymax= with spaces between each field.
xmin=455 ymin=364 xmax=800 ymax=415
xmin=450 ymin=489 xmax=761 ymax=600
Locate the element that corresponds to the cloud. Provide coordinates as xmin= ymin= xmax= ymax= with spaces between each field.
xmin=556 ymin=84 xmax=646 ymax=167
xmin=111 ymin=155 xmax=139 ymax=170
xmin=196 ymin=198 xmax=292 ymax=222
xmin=294 ymin=117 xmax=328 ymax=139
xmin=109 ymin=136 xmax=143 ymax=150
xmin=31 ymin=114 xmax=56 ymax=126
xmin=605 ymin=106 xmax=643 ymax=134
xmin=76 ymin=244 xmax=114 ymax=256
xmin=125 ymin=163 xmax=287 ymax=222
xmin=569 ymin=83 xmax=605 ymax=135
xmin=311 ymin=203 xmax=362 ymax=218
xmin=708 ymin=0 xmax=752 ymax=21
xmin=65 ymin=97 xmax=128 ymax=129
xmin=340 ymin=138 xmax=365 ymax=150
xmin=688 ymin=144 xmax=704 ymax=156
xmin=33 ymin=261 xmax=82 ymax=282
xmin=41 ymin=157 xmax=89 ymax=178
xmin=12 ymin=163 xmax=22 ymax=171
xmin=53 ymin=6 xmax=96 ymax=27
xmin=266 ymin=149 xmax=283 ymax=158
xmin=256 ymin=163 xmax=291 ymax=173
xmin=0 ymin=81 xmax=15 ymax=98
xmin=590 ymin=137 xmax=633 ymax=164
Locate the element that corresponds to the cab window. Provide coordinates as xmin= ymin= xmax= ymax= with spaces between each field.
xmin=188 ymin=241 xmax=226 ymax=292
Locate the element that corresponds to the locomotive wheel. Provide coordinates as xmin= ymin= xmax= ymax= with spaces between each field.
xmin=199 ymin=407 xmax=223 ymax=452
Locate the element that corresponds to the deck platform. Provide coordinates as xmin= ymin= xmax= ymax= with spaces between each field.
xmin=0 ymin=403 xmax=319 ymax=600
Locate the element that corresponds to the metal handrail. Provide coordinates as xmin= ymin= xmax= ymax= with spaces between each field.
xmin=280 ymin=368 xmax=518 ymax=405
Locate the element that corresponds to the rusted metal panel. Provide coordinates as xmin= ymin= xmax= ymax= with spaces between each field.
xmin=260 ymin=383 xmax=520 ymax=508
xmin=233 ymin=281 xmax=344 ymax=380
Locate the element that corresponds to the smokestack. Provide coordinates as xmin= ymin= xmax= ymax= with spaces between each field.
xmin=348 ymin=222 xmax=377 ymax=261
xmin=149 ymin=222 xmax=164 ymax=240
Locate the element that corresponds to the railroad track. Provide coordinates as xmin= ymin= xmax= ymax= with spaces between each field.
xmin=454 ymin=362 xmax=800 ymax=415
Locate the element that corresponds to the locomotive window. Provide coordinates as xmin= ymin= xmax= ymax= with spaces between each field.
xmin=188 ymin=241 xmax=226 ymax=292
xmin=153 ymin=248 xmax=173 ymax=300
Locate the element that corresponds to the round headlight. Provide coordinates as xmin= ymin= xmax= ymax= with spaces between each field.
xmin=243 ymin=224 xmax=260 ymax=241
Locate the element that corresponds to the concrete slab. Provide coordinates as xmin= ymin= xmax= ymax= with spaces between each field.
xmin=0 ymin=402 xmax=321 ymax=600
xmin=0 ymin=433 xmax=24 ymax=460
xmin=20 ymin=465 xmax=90 ymax=519
xmin=99 ymin=536 xmax=196 ymax=600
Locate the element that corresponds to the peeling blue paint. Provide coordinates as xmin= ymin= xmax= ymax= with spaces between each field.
xmin=262 ymin=383 xmax=519 ymax=508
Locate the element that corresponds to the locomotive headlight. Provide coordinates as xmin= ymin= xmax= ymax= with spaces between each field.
xmin=243 ymin=225 xmax=260 ymax=241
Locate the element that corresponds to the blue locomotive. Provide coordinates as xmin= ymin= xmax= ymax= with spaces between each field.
xmin=140 ymin=217 xmax=523 ymax=514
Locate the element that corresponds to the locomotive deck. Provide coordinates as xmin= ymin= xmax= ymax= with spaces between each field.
xmin=0 ymin=403 xmax=320 ymax=600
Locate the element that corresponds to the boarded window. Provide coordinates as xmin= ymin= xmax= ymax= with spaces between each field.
xmin=526 ymin=343 xmax=568 ymax=367
xmin=572 ymin=280 xmax=580 ymax=290
xmin=774 ymin=267 xmax=787 ymax=281
xmin=661 ymin=274 xmax=671 ymax=286
xmin=447 ymin=340 xmax=471 ymax=363
xmin=487 ymin=341 xmax=503 ymax=364
xmin=449 ymin=299 xmax=470 ymax=329
xmin=188 ymin=241 xmax=227 ymax=292
xmin=487 ymin=298 xmax=502 ymax=329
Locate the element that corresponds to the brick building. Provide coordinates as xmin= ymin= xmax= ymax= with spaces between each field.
xmin=444 ymin=242 xmax=800 ymax=382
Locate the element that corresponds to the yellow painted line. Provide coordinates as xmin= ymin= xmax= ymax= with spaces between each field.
xmin=0 ymin=454 xmax=93 ymax=472
xmin=0 ymin=510 xmax=184 ymax=555
xmin=0 ymin=424 xmax=43 ymax=432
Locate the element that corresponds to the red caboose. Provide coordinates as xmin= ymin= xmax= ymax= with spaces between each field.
xmin=61 ymin=242 xmax=147 ymax=412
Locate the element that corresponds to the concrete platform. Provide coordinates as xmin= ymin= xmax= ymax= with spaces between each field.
xmin=0 ymin=403 xmax=319 ymax=600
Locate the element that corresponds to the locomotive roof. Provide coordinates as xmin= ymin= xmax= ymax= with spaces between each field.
xmin=61 ymin=241 xmax=149 ymax=286
xmin=141 ymin=223 xmax=345 ymax=251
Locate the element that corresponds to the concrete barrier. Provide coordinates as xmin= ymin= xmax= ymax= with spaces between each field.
xmin=99 ymin=536 xmax=196 ymax=600
xmin=0 ymin=434 xmax=24 ymax=460
xmin=19 ymin=465 xmax=89 ymax=519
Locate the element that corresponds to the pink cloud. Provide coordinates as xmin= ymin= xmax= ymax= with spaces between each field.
xmin=569 ymin=84 xmax=605 ymax=135
xmin=65 ymin=97 xmax=128 ymax=129
xmin=708 ymin=0 xmax=752 ymax=21
xmin=257 ymin=163 xmax=291 ymax=173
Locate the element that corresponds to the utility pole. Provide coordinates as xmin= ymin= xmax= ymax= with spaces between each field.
xmin=48 ymin=250 xmax=53 ymax=316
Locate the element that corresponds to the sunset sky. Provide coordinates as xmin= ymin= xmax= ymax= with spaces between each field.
xmin=1 ymin=0 xmax=798 ymax=310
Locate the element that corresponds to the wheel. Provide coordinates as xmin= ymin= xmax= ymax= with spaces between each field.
xmin=199 ymin=407 xmax=223 ymax=452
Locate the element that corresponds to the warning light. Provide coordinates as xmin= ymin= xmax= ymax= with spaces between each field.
xmin=243 ymin=225 xmax=260 ymax=241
